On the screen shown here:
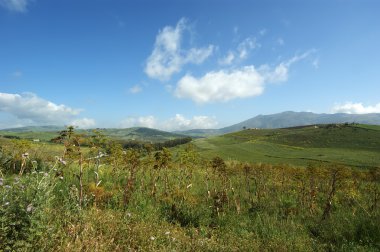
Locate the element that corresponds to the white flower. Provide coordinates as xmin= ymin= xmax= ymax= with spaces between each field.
xmin=58 ymin=158 xmax=67 ymax=165
xmin=26 ymin=204 xmax=34 ymax=212
xmin=150 ymin=236 xmax=155 ymax=241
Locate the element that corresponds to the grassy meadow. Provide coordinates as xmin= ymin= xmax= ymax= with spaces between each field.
xmin=191 ymin=124 xmax=380 ymax=168
xmin=0 ymin=125 xmax=380 ymax=251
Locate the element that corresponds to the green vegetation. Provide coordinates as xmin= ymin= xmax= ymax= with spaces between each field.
xmin=1 ymin=125 xmax=379 ymax=251
xmin=192 ymin=124 xmax=380 ymax=168
xmin=0 ymin=126 xmax=187 ymax=143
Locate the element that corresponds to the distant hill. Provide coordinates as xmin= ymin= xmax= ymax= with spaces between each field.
xmin=92 ymin=127 xmax=187 ymax=143
xmin=0 ymin=126 xmax=187 ymax=143
xmin=0 ymin=125 xmax=65 ymax=132
xmin=173 ymin=129 xmax=221 ymax=138
xmin=219 ymin=111 xmax=380 ymax=133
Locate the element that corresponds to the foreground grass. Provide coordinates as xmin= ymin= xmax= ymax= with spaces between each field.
xmin=1 ymin=131 xmax=379 ymax=251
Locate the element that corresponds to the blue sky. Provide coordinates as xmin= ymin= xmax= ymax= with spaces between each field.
xmin=1 ymin=0 xmax=379 ymax=130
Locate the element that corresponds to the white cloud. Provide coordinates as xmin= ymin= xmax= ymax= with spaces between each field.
xmin=0 ymin=0 xmax=29 ymax=12
xmin=332 ymin=102 xmax=380 ymax=114
xmin=70 ymin=118 xmax=96 ymax=129
xmin=129 ymin=85 xmax=142 ymax=94
xmin=120 ymin=114 xmax=218 ymax=131
xmin=175 ymin=66 xmax=265 ymax=103
xmin=120 ymin=116 xmax=157 ymax=129
xmin=219 ymin=36 xmax=258 ymax=65
xmin=218 ymin=51 xmax=235 ymax=65
xmin=163 ymin=114 xmax=218 ymax=131
xmin=145 ymin=18 xmax=214 ymax=81
xmin=176 ymin=51 xmax=314 ymax=104
xmin=0 ymin=92 xmax=95 ymax=127
xmin=237 ymin=37 xmax=258 ymax=59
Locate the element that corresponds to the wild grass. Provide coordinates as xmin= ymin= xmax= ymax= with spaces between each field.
xmin=0 ymin=128 xmax=379 ymax=251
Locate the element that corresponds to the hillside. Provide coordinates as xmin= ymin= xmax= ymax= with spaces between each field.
xmin=92 ymin=127 xmax=187 ymax=142
xmin=0 ymin=126 xmax=187 ymax=143
xmin=220 ymin=111 xmax=380 ymax=133
xmin=191 ymin=123 xmax=380 ymax=168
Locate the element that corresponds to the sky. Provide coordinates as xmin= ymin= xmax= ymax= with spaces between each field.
xmin=1 ymin=0 xmax=380 ymax=130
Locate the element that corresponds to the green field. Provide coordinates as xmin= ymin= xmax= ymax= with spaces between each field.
xmin=191 ymin=124 xmax=380 ymax=168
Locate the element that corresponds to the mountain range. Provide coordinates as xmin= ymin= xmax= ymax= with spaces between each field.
xmin=2 ymin=112 xmax=380 ymax=140
xmin=177 ymin=111 xmax=380 ymax=136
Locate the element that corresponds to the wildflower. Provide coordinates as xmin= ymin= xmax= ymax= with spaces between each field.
xmin=26 ymin=204 xmax=34 ymax=212
xmin=4 ymin=202 xmax=10 ymax=206
xmin=59 ymin=176 xmax=64 ymax=180
xmin=126 ymin=212 xmax=132 ymax=218
xmin=58 ymin=158 xmax=67 ymax=165
xmin=22 ymin=152 xmax=29 ymax=158
xmin=150 ymin=236 xmax=155 ymax=241
xmin=165 ymin=231 xmax=170 ymax=235
xmin=5 ymin=185 xmax=11 ymax=189
xmin=44 ymin=172 xmax=48 ymax=177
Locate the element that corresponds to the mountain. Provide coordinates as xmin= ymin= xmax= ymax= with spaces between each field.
xmin=219 ymin=111 xmax=380 ymax=133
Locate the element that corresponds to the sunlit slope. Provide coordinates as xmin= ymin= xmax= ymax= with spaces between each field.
xmin=193 ymin=124 xmax=380 ymax=168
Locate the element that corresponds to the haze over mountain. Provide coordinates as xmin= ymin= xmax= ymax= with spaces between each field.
xmin=178 ymin=111 xmax=380 ymax=135
xmin=2 ymin=111 xmax=380 ymax=139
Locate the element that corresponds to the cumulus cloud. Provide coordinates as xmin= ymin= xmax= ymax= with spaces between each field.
xmin=0 ymin=0 xmax=29 ymax=12
xmin=145 ymin=18 xmax=214 ymax=81
xmin=129 ymin=85 xmax=142 ymax=94
xmin=120 ymin=116 xmax=157 ymax=129
xmin=0 ymin=92 xmax=95 ymax=127
xmin=162 ymin=114 xmax=218 ymax=131
xmin=120 ymin=114 xmax=218 ymax=131
xmin=175 ymin=66 xmax=265 ymax=103
xmin=176 ymin=51 xmax=314 ymax=104
xmin=332 ymin=102 xmax=380 ymax=114
xmin=70 ymin=118 xmax=96 ymax=129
